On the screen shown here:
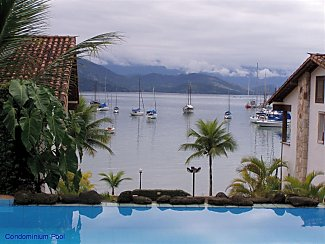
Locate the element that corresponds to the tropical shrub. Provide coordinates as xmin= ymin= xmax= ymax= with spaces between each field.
xmin=57 ymin=171 xmax=94 ymax=194
xmin=227 ymin=157 xmax=286 ymax=198
xmin=284 ymin=171 xmax=325 ymax=202
xmin=179 ymin=119 xmax=237 ymax=196
xmin=1 ymin=79 xmax=81 ymax=192
xmin=99 ymin=171 xmax=132 ymax=195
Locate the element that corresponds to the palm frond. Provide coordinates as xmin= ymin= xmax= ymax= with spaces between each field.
xmin=0 ymin=0 xmax=49 ymax=67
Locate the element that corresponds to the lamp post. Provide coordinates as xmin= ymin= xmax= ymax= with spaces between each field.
xmin=139 ymin=168 xmax=143 ymax=190
xmin=187 ymin=166 xmax=201 ymax=197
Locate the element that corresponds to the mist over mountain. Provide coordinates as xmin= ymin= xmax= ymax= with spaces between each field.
xmin=78 ymin=58 xmax=287 ymax=95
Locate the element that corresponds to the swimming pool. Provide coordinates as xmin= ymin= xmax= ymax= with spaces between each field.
xmin=0 ymin=205 xmax=324 ymax=243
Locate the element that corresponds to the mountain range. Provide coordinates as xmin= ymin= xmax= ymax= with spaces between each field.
xmin=77 ymin=58 xmax=287 ymax=95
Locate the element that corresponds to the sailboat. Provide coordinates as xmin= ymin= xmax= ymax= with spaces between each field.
xmin=113 ymin=89 xmax=119 ymax=113
xmin=146 ymin=87 xmax=157 ymax=119
xmin=90 ymin=81 xmax=100 ymax=105
xmin=183 ymin=83 xmax=194 ymax=113
xmin=130 ymin=78 xmax=144 ymax=116
xmin=97 ymin=78 xmax=109 ymax=111
xmin=224 ymin=91 xmax=232 ymax=119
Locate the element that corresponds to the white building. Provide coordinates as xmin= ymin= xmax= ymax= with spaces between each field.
xmin=268 ymin=53 xmax=325 ymax=184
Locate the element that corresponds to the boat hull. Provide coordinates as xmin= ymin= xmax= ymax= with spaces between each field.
xmin=183 ymin=104 xmax=194 ymax=113
xmin=130 ymin=111 xmax=144 ymax=116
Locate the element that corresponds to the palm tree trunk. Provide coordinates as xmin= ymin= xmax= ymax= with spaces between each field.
xmin=112 ymin=187 xmax=115 ymax=196
xmin=209 ymin=155 xmax=213 ymax=196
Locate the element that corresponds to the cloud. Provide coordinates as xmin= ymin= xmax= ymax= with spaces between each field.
xmin=49 ymin=0 xmax=325 ymax=76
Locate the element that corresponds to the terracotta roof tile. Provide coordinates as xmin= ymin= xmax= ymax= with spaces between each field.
xmin=0 ymin=35 xmax=79 ymax=109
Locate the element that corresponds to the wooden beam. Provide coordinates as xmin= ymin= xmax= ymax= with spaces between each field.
xmin=272 ymin=104 xmax=291 ymax=111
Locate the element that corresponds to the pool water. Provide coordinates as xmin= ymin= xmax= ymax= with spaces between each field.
xmin=0 ymin=206 xmax=324 ymax=243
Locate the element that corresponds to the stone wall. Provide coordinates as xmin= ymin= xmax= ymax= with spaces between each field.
xmin=295 ymin=72 xmax=311 ymax=181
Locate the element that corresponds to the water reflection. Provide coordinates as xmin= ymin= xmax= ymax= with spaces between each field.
xmin=207 ymin=207 xmax=252 ymax=214
xmin=118 ymin=206 xmax=152 ymax=216
xmin=1 ymin=206 xmax=325 ymax=244
xmin=0 ymin=206 xmax=102 ymax=243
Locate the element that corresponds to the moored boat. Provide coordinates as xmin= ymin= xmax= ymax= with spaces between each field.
xmin=131 ymin=78 xmax=145 ymax=116
xmin=183 ymin=83 xmax=194 ymax=113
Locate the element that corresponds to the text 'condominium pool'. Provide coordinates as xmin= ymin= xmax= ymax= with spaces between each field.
xmin=0 ymin=205 xmax=324 ymax=243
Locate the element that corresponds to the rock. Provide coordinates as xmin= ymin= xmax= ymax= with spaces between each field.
xmin=156 ymin=195 xmax=171 ymax=204
xmin=271 ymin=192 xmax=286 ymax=204
xmin=170 ymin=196 xmax=205 ymax=205
xmin=79 ymin=190 xmax=102 ymax=205
xmin=250 ymin=197 xmax=272 ymax=204
xmin=208 ymin=197 xmax=231 ymax=206
xmin=61 ymin=194 xmax=79 ymax=204
xmin=286 ymin=196 xmax=319 ymax=207
xmin=14 ymin=191 xmax=33 ymax=205
xmin=33 ymin=193 xmax=58 ymax=205
xmin=131 ymin=189 xmax=190 ymax=201
xmin=117 ymin=191 xmax=133 ymax=203
xmin=215 ymin=192 xmax=229 ymax=198
xmin=230 ymin=195 xmax=254 ymax=206
xmin=133 ymin=196 xmax=152 ymax=205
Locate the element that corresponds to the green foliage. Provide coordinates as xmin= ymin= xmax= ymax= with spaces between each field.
xmin=1 ymin=80 xmax=80 ymax=192
xmin=284 ymin=171 xmax=325 ymax=201
xmin=57 ymin=171 xmax=94 ymax=194
xmin=68 ymin=96 xmax=113 ymax=162
xmin=179 ymin=118 xmax=237 ymax=196
xmin=0 ymin=88 xmax=36 ymax=194
xmin=99 ymin=171 xmax=132 ymax=195
xmin=227 ymin=157 xmax=286 ymax=197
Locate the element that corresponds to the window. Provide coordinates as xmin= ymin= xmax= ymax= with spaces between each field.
xmin=315 ymin=76 xmax=325 ymax=103
xmin=318 ymin=112 xmax=325 ymax=144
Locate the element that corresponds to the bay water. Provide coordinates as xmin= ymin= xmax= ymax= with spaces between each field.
xmin=81 ymin=92 xmax=282 ymax=196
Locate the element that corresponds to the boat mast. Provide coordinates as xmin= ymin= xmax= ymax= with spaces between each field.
xmin=228 ymin=90 xmax=230 ymax=111
xmin=189 ymin=82 xmax=192 ymax=105
xmin=94 ymin=81 xmax=98 ymax=101
xmin=153 ymin=87 xmax=156 ymax=110
xmin=138 ymin=78 xmax=141 ymax=109
xmin=115 ymin=88 xmax=118 ymax=107
xmin=104 ymin=76 xmax=107 ymax=104
xmin=264 ymin=71 xmax=267 ymax=107
xmin=256 ymin=62 xmax=259 ymax=106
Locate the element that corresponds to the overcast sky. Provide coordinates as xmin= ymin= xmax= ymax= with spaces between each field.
xmin=48 ymin=0 xmax=325 ymax=77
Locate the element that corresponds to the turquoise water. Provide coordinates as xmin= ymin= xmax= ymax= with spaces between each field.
xmin=1 ymin=206 xmax=324 ymax=243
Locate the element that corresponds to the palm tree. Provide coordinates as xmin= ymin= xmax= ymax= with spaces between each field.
xmin=68 ymin=96 xmax=113 ymax=162
xmin=227 ymin=157 xmax=286 ymax=197
xmin=99 ymin=171 xmax=132 ymax=195
xmin=179 ymin=119 xmax=237 ymax=196
xmin=284 ymin=171 xmax=325 ymax=201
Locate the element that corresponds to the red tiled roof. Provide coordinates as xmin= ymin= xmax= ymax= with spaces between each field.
xmin=0 ymin=35 xmax=79 ymax=109
xmin=268 ymin=53 xmax=325 ymax=103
